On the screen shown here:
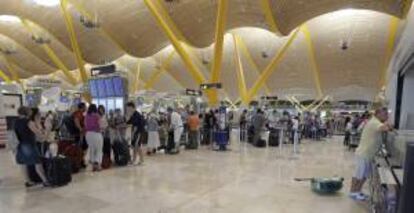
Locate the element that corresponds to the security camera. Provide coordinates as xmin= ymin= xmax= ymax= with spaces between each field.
xmin=261 ymin=51 xmax=269 ymax=58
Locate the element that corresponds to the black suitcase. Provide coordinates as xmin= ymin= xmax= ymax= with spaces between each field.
xmin=112 ymin=140 xmax=131 ymax=166
xmin=254 ymin=139 xmax=266 ymax=148
xmin=269 ymin=130 xmax=279 ymax=147
xmin=45 ymin=156 xmax=72 ymax=187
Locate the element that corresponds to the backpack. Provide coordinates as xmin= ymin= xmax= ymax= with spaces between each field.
xmin=63 ymin=115 xmax=79 ymax=136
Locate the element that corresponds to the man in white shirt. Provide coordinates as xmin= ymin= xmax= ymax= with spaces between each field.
xmin=291 ymin=116 xmax=300 ymax=154
xmin=168 ymin=107 xmax=183 ymax=152
xmin=349 ymin=107 xmax=393 ymax=201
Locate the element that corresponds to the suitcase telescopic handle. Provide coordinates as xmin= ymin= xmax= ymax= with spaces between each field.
xmin=294 ymin=178 xmax=313 ymax=182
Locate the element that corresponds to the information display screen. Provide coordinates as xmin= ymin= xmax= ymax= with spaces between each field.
xmin=97 ymin=79 xmax=107 ymax=98
xmin=113 ymin=77 xmax=125 ymax=97
xmin=115 ymin=97 xmax=124 ymax=113
xmin=106 ymin=98 xmax=115 ymax=112
xmin=89 ymin=79 xmax=98 ymax=98
xmin=104 ymin=78 xmax=115 ymax=97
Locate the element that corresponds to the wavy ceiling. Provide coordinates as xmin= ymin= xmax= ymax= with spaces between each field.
xmin=0 ymin=0 xmax=412 ymax=102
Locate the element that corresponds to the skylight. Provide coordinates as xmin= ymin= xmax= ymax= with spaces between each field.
xmin=0 ymin=15 xmax=20 ymax=23
xmin=31 ymin=0 xmax=60 ymax=7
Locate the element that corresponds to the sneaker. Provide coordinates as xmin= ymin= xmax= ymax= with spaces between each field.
xmin=133 ymin=161 xmax=144 ymax=166
xmin=349 ymin=192 xmax=367 ymax=201
xmin=25 ymin=182 xmax=37 ymax=188
xmin=42 ymin=182 xmax=52 ymax=187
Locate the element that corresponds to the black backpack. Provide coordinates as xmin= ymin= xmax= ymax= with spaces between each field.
xmin=63 ymin=115 xmax=79 ymax=136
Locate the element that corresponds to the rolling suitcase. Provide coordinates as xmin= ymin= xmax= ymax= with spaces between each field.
xmin=215 ymin=130 xmax=229 ymax=151
xmin=58 ymin=141 xmax=83 ymax=173
xmin=112 ymin=140 xmax=130 ymax=166
xmin=269 ymin=129 xmax=279 ymax=146
xmin=101 ymin=137 xmax=112 ymax=169
xmin=45 ymin=156 xmax=72 ymax=187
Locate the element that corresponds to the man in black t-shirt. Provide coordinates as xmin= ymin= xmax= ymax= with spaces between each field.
xmin=126 ymin=102 xmax=145 ymax=165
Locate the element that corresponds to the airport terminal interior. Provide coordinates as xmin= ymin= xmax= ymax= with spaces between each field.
xmin=1 ymin=0 xmax=414 ymax=212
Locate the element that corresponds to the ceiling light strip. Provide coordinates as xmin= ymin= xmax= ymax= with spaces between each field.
xmin=208 ymin=0 xmax=229 ymax=106
xmin=0 ymin=68 xmax=11 ymax=83
xmin=260 ymin=0 xmax=281 ymax=35
xmin=232 ymin=34 xmax=248 ymax=105
xmin=301 ymin=24 xmax=323 ymax=99
xmin=60 ymin=0 xmax=88 ymax=83
xmin=236 ymin=35 xmax=271 ymax=95
xmin=145 ymin=50 xmax=176 ymax=89
xmin=143 ymin=0 xmax=206 ymax=85
xmin=20 ymin=18 xmax=77 ymax=85
xmin=379 ymin=17 xmax=400 ymax=90
xmin=246 ymin=28 xmax=300 ymax=102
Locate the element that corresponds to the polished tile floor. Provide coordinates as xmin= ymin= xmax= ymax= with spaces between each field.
xmin=0 ymin=136 xmax=369 ymax=213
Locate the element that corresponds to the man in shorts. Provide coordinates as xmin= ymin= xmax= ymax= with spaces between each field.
xmin=349 ymin=107 xmax=393 ymax=201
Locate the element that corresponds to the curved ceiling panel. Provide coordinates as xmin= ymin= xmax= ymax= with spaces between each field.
xmin=270 ymin=0 xmax=409 ymax=35
xmin=0 ymin=34 xmax=55 ymax=75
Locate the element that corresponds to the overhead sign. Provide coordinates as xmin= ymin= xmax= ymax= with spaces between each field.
xmin=200 ymin=83 xmax=222 ymax=90
xmin=91 ymin=64 xmax=116 ymax=77
xmin=185 ymin=89 xmax=202 ymax=96
xmin=261 ymin=96 xmax=278 ymax=101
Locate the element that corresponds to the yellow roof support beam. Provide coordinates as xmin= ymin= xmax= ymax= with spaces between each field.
xmin=1 ymin=56 xmax=20 ymax=83
xmin=402 ymin=0 xmax=413 ymax=18
xmin=0 ymin=68 xmax=11 ymax=83
xmin=209 ymin=0 xmax=229 ymax=106
xmin=145 ymin=51 xmax=176 ymax=89
xmin=20 ymin=18 xmax=78 ymax=85
xmin=301 ymin=24 xmax=323 ymax=98
xmin=236 ymin=34 xmax=271 ymax=95
xmin=286 ymin=97 xmax=303 ymax=113
xmin=232 ymin=34 xmax=248 ymax=105
xmin=311 ymin=96 xmax=330 ymax=112
xmin=379 ymin=17 xmax=400 ymax=90
xmin=60 ymin=0 xmax=88 ymax=83
xmin=260 ymin=0 xmax=281 ymax=35
xmin=143 ymin=0 xmax=206 ymax=86
xmin=290 ymin=96 xmax=307 ymax=111
xmin=246 ymin=28 xmax=300 ymax=103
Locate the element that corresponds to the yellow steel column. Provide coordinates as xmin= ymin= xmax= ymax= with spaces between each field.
xmin=246 ymin=28 xmax=300 ymax=102
xmin=301 ymin=25 xmax=323 ymax=98
xmin=232 ymin=34 xmax=248 ymax=105
xmin=20 ymin=18 xmax=78 ymax=85
xmin=379 ymin=17 xmax=400 ymax=90
xmin=60 ymin=0 xmax=88 ymax=83
xmin=0 ymin=69 xmax=11 ymax=83
xmin=145 ymin=51 xmax=176 ymax=89
xmin=209 ymin=0 xmax=229 ymax=106
xmin=236 ymin=35 xmax=271 ymax=95
xmin=143 ymin=0 xmax=206 ymax=85
xmin=260 ymin=0 xmax=281 ymax=35
xmin=134 ymin=60 xmax=142 ymax=93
